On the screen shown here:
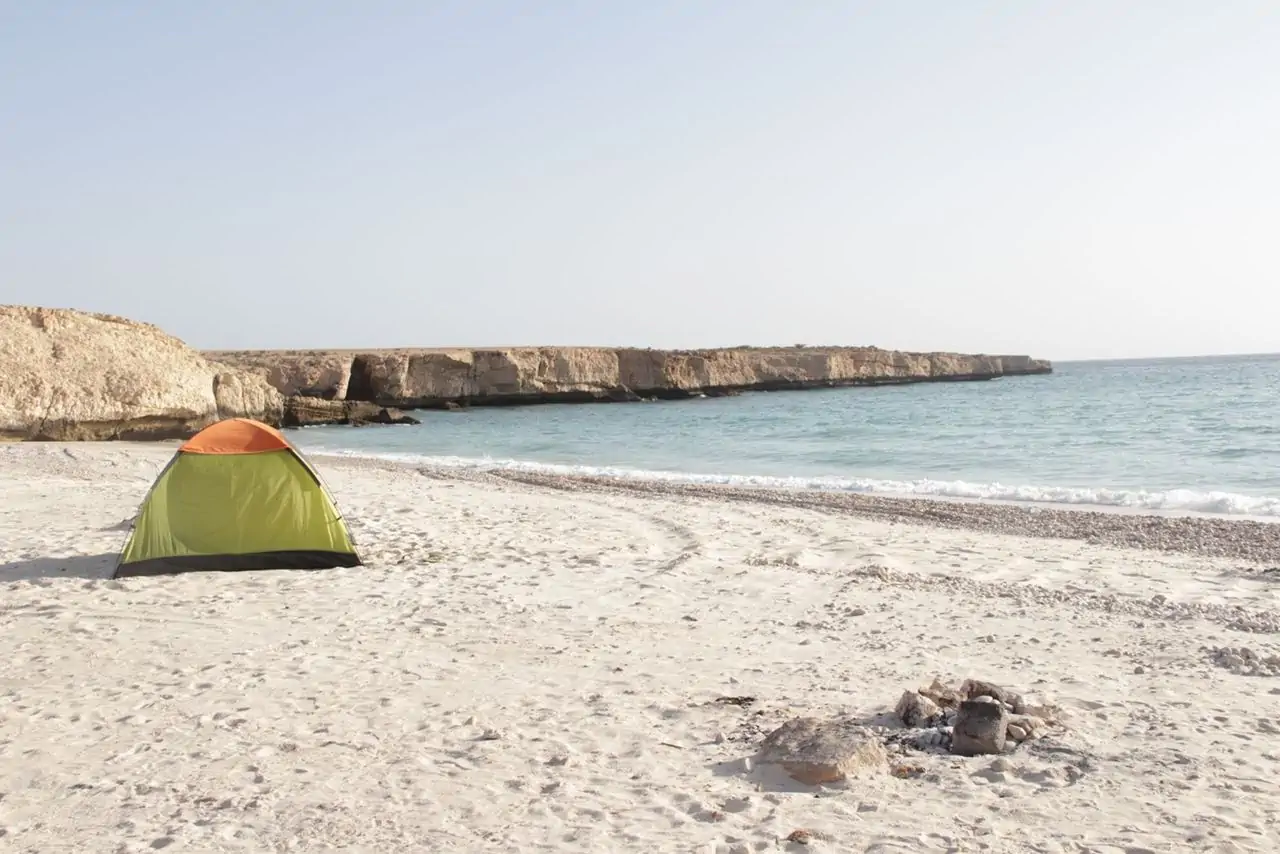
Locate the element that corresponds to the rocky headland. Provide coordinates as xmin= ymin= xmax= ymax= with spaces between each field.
xmin=1 ymin=305 xmax=1051 ymax=439
xmin=0 ymin=306 xmax=283 ymax=441
xmin=207 ymin=345 xmax=1051 ymax=426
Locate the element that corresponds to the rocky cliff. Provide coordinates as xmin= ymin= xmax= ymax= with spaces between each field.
xmin=208 ymin=345 xmax=1052 ymax=411
xmin=0 ymin=306 xmax=282 ymax=441
xmin=0 ymin=305 xmax=1050 ymax=441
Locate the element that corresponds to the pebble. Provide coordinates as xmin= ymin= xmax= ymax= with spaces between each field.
xmin=509 ymin=471 xmax=1280 ymax=564
xmin=1209 ymin=646 xmax=1280 ymax=677
xmin=894 ymin=678 xmax=1060 ymax=758
xmin=915 ymin=728 xmax=947 ymax=748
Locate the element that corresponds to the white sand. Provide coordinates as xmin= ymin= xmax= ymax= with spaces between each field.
xmin=2 ymin=442 xmax=1279 ymax=853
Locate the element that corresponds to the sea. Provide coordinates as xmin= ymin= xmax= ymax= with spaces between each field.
xmin=291 ymin=354 xmax=1280 ymax=519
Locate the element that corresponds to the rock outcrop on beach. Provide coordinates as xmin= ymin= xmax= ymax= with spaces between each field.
xmin=0 ymin=306 xmax=282 ymax=441
xmin=757 ymin=717 xmax=889 ymax=785
xmin=208 ymin=346 xmax=1052 ymax=410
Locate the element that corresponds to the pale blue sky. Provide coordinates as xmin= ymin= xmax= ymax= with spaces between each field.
xmin=2 ymin=2 xmax=1277 ymax=359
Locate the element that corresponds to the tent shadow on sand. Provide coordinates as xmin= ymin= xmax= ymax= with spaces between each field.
xmin=0 ymin=553 xmax=117 ymax=582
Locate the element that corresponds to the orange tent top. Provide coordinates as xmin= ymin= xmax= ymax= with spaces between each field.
xmin=180 ymin=418 xmax=292 ymax=455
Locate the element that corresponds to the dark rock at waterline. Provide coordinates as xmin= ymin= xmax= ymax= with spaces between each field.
xmin=605 ymin=385 xmax=643 ymax=403
xmin=355 ymin=408 xmax=421 ymax=426
xmin=283 ymin=397 xmax=418 ymax=428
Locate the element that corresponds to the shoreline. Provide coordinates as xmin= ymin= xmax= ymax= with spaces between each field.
xmin=308 ymin=453 xmax=1280 ymax=565
xmin=12 ymin=440 xmax=1280 ymax=563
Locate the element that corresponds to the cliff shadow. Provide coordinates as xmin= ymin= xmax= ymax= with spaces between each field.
xmin=0 ymin=553 xmax=117 ymax=582
xmin=346 ymin=355 xmax=377 ymax=402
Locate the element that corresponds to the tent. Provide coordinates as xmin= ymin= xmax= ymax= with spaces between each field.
xmin=114 ymin=418 xmax=362 ymax=578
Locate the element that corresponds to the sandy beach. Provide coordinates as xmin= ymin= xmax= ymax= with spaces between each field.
xmin=2 ymin=442 xmax=1279 ymax=854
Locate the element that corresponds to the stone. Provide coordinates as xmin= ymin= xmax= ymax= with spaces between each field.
xmin=959 ymin=679 xmax=1011 ymax=705
xmin=283 ymin=398 xmax=420 ymax=428
xmin=356 ymin=408 xmax=421 ymax=426
xmin=919 ymin=677 xmax=963 ymax=708
xmin=951 ymin=700 xmax=1008 ymax=756
xmin=914 ymin=728 xmax=949 ymax=749
xmin=757 ymin=717 xmax=888 ymax=785
xmin=1209 ymin=646 xmax=1280 ymax=677
xmin=1005 ymin=715 xmax=1046 ymax=742
xmin=1020 ymin=703 xmax=1063 ymax=726
xmin=282 ymin=397 xmax=359 ymax=427
xmin=785 ymin=829 xmax=814 ymax=846
xmin=605 ymin=385 xmax=643 ymax=402
xmin=894 ymin=690 xmax=940 ymax=727
xmin=0 ymin=306 xmax=280 ymax=440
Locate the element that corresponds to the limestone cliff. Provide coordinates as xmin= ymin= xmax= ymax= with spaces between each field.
xmin=211 ymin=371 xmax=285 ymax=425
xmin=205 ymin=349 xmax=353 ymax=400
xmin=209 ymin=346 xmax=1051 ymax=409
xmin=0 ymin=304 xmax=1049 ymax=442
xmin=0 ymin=306 xmax=282 ymax=441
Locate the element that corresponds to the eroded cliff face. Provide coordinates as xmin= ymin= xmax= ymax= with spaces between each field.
xmin=204 ymin=350 xmax=353 ymax=400
xmin=0 ymin=306 xmax=282 ymax=441
xmin=0 ymin=304 xmax=1049 ymax=442
xmin=209 ymin=346 xmax=1051 ymax=409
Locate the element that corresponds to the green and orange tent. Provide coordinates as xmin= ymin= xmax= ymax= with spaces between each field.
xmin=114 ymin=418 xmax=362 ymax=578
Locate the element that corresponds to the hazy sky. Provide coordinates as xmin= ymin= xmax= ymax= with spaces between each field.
xmin=3 ymin=2 xmax=1277 ymax=360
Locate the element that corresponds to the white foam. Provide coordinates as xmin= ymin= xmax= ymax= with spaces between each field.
xmin=303 ymin=448 xmax=1280 ymax=519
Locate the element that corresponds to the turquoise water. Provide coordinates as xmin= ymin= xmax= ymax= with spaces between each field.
xmin=292 ymin=355 xmax=1280 ymax=517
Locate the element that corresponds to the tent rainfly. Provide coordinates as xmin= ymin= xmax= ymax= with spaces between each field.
xmin=114 ymin=418 xmax=362 ymax=578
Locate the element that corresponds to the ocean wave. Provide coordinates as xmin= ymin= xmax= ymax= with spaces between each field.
xmin=305 ymin=448 xmax=1280 ymax=518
